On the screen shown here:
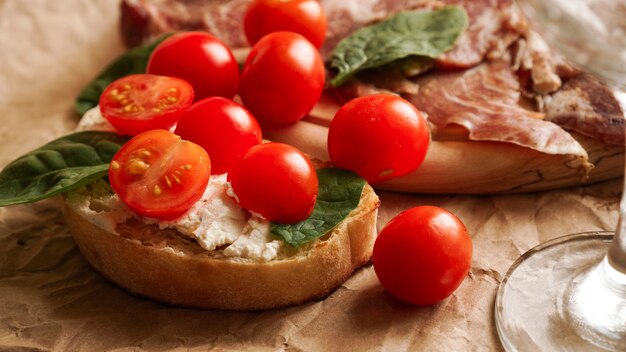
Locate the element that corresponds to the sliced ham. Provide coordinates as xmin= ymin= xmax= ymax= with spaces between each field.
xmin=121 ymin=0 xmax=250 ymax=48
xmin=544 ymin=73 xmax=625 ymax=146
xmin=436 ymin=0 xmax=526 ymax=68
xmin=120 ymin=0 xmax=526 ymax=67
xmin=409 ymin=56 xmax=589 ymax=162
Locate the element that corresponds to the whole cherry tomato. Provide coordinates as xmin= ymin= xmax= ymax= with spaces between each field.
xmin=239 ymin=32 xmax=325 ymax=126
xmin=373 ymin=206 xmax=472 ymax=305
xmin=227 ymin=143 xmax=318 ymax=223
xmin=147 ymin=32 xmax=239 ymax=101
xmin=327 ymin=94 xmax=430 ymax=184
xmin=174 ymin=97 xmax=262 ymax=175
xmin=109 ymin=129 xmax=211 ymax=220
xmin=99 ymin=74 xmax=194 ymax=136
xmin=244 ymin=0 xmax=327 ymax=48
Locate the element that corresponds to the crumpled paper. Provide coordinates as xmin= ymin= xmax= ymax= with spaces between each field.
xmin=0 ymin=1 xmax=622 ymax=351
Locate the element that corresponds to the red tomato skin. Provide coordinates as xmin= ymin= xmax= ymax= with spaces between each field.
xmin=239 ymin=32 xmax=325 ymax=126
xmin=227 ymin=143 xmax=318 ymax=223
xmin=244 ymin=0 xmax=327 ymax=48
xmin=146 ymin=32 xmax=239 ymax=101
xmin=174 ymin=97 xmax=262 ymax=175
xmin=109 ymin=130 xmax=211 ymax=220
xmin=373 ymin=206 xmax=472 ymax=305
xmin=99 ymin=74 xmax=194 ymax=136
xmin=327 ymin=94 xmax=430 ymax=184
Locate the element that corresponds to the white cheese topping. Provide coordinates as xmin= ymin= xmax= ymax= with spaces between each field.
xmin=76 ymin=107 xmax=117 ymax=132
xmin=71 ymin=107 xmax=286 ymax=262
xmin=153 ymin=174 xmax=285 ymax=262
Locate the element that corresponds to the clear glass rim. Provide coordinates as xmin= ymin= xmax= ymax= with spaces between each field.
xmin=494 ymin=231 xmax=615 ymax=352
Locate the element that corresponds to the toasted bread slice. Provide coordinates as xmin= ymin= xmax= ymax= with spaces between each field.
xmin=63 ymin=182 xmax=379 ymax=311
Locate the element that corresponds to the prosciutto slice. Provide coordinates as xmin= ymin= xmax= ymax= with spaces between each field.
xmin=408 ymin=57 xmax=589 ymax=160
xmin=435 ymin=0 xmax=525 ymax=68
xmin=544 ymin=74 xmax=625 ymax=146
xmin=121 ymin=0 xmax=250 ymax=49
xmin=120 ymin=0 xmax=526 ymax=66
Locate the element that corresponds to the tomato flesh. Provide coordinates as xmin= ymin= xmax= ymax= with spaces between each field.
xmin=239 ymin=32 xmax=325 ymax=126
xmin=99 ymin=74 xmax=194 ymax=136
xmin=227 ymin=143 xmax=318 ymax=223
xmin=175 ymin=97 xmax=262 ymax=175
xmin=373 ymin=206 xmax=472 ymax=305
xmin=244 ymin=0 xmax=327 ymax=48
xmin=147 ymin=32 xmax=239 ymax=101
xmin=109 ymin=130 xmax=211 ymax=220
xmin=328 ymin=94 xmax=430 ymax=184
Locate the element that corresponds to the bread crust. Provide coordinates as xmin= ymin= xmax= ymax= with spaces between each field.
xmin=63 ymin=184 xmax=379 ymax=311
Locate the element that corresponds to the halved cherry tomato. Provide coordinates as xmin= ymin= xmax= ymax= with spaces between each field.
xmin=244 ymin=0 xmax=327 ymax=48
xmin=147 ymin=32 xmax=239 ymax=101
xmin=227 ymin=143 xmax=318 ymax=223
xmin=174 ymin=97 xmax=262 ymax=175
xmin=109 ymin=130 xmax=211 ymax=220
xmin=239 ymin=32 xmax=325 ymax=126
xmin=373 ymin=206 xmax=472 ymax=305
xmin=327 ymin=94 xmax=430 ymax=184
xmin=99 ymin=74 xmax=194 ymax=136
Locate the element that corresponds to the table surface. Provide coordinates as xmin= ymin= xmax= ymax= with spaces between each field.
xmin=0 ymin=1 xmax=621 ymax=351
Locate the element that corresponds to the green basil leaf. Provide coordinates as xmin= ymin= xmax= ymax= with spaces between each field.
xmin=329 ymin=6 xmax=468 ymax=86
xmin=0 ymin=131 xmax=130 ymax=206
xmin=75 ymin=34 xmax=173 ymax=116
xmin=271 ymin=168 xmax=366 ymax=247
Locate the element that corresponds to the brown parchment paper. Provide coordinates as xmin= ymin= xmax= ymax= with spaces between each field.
xmin=0 ymin=1 xmax=622 ymax=351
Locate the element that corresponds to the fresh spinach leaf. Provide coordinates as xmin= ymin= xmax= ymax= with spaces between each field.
xmin=75 ymin=34 xmax=173 ymax=116
xmin=271 ymin=168 xmax=366 ymax=247
xmin=329 ymin=6 xmax=468 ymax=86
xmin=0 ymin=131 xmax=130 ymax=206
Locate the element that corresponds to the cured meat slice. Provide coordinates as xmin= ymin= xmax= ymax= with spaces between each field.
xmin=408 ymin=57 xmax=589 ymax=161
xmin=120 ymin=0 xmax=526 ymax=67
xmin=121 ymin=0 xmax=250 ymax=48
xmin=435 ymin=0 xmax=526 ymax=68
xmin=544 ymin=73 xmax=625 ymax=146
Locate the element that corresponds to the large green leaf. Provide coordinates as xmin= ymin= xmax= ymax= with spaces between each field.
xmin=0 ymin=131 xmax=130 ymax=206
xmin=75 ymin=34 xmax=173 ymax=115
xmin=329 ymin=6 xmax=468 ymax=86
xmin=271 ymin=168 xmax=366 ymax=248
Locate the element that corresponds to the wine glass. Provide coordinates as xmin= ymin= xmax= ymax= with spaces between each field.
xmin=495 ymin=0 xmax=626 ymax=351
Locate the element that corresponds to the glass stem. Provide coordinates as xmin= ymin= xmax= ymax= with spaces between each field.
xmin=607 ymin=157 xmax=626 ymax=274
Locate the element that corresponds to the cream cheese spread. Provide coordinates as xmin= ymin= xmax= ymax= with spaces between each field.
xmin=70 ymin=107 xmax=285 ymax=262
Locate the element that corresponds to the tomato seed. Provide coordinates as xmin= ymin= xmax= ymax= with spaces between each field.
xmin=136 ymin=149 xmax=151 ymax=158
xmin=126 ymin=159 xmax=149 ymax=175
xmin=153 ymin=185 xmax=162 ymax=196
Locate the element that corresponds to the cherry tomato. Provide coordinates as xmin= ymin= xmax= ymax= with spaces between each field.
xmin=239 ymin=32 xmax=325 ymax=126
xmin=109 ymin=130 xmax=211 ymax=220
xmin=373 ymin=206 xmax=472 ymax=305
xmin=147 ymin=32 xmax=239 ymax=101
xmin=174 ymin=97 xmax=262 ymax=175
xmin=227 ymin=143 xmax=318 ymax=223
xmin=99 ymin=74 xmax=194 ymax=136
xmin=327 ymin=94 xmax=430 ymax=184
xmin=244 ymin=0 xmax=327 ymax=48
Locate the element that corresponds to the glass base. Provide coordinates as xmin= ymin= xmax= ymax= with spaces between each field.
xmin=495 ymin=232 xmax=626 ymax=351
